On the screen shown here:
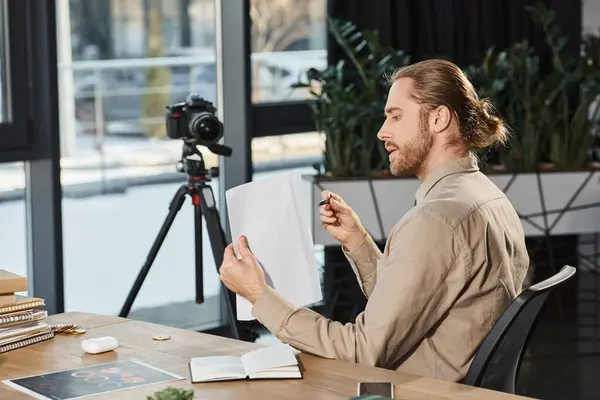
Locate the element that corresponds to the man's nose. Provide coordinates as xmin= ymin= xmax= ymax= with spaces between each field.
xmin=377 ymin=126 xmax=389 ymax=141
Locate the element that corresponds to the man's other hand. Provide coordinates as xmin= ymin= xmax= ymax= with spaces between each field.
xmin=219 ymin=236 xmax=266 ymax=304
xmin=320 ymin=190 xmax=368 ymax=252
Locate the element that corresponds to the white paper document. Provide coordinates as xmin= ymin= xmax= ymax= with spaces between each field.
xmin=226 ymin=171 xmax=322 ymax=321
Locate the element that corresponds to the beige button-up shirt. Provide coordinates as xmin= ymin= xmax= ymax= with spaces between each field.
xmin=251 ymin=155 xmax=530 ymax=382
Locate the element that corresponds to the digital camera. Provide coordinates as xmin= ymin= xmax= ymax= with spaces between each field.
xmin=165 ymin=94 xmax=223 ymax=146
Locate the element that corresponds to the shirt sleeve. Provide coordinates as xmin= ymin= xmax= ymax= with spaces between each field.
xmin=342 ymin=232 xmax=382 ymax=298
xmin=251 ymin=209 xmax=466 ymax=368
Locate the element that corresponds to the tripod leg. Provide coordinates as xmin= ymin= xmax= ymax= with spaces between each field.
xmin=194 ymin=204 xmax=204 ymax=305
xmin=119 ymin=186 xmax=189 ymax=318
xmin=196 ymin=184 xmax=241 ymax=340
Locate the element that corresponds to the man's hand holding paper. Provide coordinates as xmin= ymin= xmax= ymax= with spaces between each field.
xmin=220 ymin=180 xmax=363 ymax=310
xmin=221 ymin=171 xmax=322 ymax=321
xmin=219 ymin=236 xmax=266 ymax=304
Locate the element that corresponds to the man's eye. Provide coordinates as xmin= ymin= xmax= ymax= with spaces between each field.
xmin=392 ymin=115 xmax=400 ymax=121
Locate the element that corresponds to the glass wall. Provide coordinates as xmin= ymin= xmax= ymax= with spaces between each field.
xmin=252 ymin=131 xmax=324 ymax=176
xmin=249 ymin=0 xmax=327 ymax=103
xmin=0 ymin=162 xmax=28 ymax=295
xmin=60 ymin=0 xmax=222 ymax=330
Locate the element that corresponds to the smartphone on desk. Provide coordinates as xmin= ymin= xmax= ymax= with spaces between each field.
xmin=357 ymin=381 xmax=394 ymax=398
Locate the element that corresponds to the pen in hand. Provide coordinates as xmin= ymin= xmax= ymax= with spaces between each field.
xmin=318 ymin=198 xmax=330 ymax=207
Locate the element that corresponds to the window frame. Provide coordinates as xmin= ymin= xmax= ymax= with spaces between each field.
xmin=246 ymin=0 xmax=323 ymax=139
xmin=0 ymin=0 xmax=32 ymax=161
xmin=0 ymin=0 xmax=64 ymax=314
xmin=252 ymin=100 xmax=315 ymax=137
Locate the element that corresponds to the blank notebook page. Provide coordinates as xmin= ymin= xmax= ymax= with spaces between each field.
xmin=226 ymin=171 xmax=322 ymax=321
xmin=241 ymin=345 xmax=299 ymax=376
xmin=190 ymin=356 xmax=246 ymax=381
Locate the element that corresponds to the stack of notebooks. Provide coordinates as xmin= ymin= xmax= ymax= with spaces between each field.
xmin=0 ymin=270 xmax=53 ymax=353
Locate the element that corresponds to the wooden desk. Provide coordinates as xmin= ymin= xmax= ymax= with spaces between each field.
xmin=0 ymin=312 xmax=532 ymax=399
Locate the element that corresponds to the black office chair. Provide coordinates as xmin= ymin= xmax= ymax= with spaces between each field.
xmin=462 ymin=264 xmax=576 ymax=394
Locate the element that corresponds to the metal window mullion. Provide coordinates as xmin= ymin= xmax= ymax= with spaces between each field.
xmin=25 ymin=0 xmax=64 ymax=315
xmin=215 ymin=0 xmax=252 ymax=327
xmin=215 ymin=0 xmax=251 ymax=238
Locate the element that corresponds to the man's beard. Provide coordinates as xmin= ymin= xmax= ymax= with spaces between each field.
xmin=389 ymin=115 xmax=433 ymax=177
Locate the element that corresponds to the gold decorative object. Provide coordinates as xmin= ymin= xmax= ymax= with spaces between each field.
xmin=152 ymin=335 xmax=171 ymax=341
xmin=50 ymin=324 xmax=86 ymax=335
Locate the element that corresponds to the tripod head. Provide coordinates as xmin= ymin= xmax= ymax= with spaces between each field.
xmin=176 ymin=139 xmax=232 ymax=182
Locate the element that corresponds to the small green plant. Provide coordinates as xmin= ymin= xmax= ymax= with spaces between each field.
xmin=146 ymin=386 xmax=194 ymax=400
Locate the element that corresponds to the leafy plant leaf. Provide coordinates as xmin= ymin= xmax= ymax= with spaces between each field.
xmin=146 ymin=387 xmax=194 ymax=400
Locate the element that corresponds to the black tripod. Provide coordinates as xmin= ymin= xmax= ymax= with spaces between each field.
xmin=119 ymin=140 xmax=241 ymax=340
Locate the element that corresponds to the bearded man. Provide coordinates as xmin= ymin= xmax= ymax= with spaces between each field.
xmin=218 ymin=59 xmax=530 ymax=383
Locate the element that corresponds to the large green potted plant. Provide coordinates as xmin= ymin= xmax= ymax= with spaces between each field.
xmin=466 ymin=2 xmax=600 ymax=173
xmin=465 ymin=3 xmax=600 ymax=241
xmin=528 ymin=3 xmax=600 ymax=171
xmin=464 ymin=41 xmax=546 ymax=173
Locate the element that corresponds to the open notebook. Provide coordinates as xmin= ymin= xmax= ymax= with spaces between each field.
xmin=189 ymin=344 xmax=301 ymax=383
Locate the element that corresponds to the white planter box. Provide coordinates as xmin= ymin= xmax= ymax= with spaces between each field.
xmin=305 ymin=171 xmax=600 ymax=246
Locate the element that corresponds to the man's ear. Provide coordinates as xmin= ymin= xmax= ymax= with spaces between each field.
xmin=430 ymin=106 xmax=452 ymax=133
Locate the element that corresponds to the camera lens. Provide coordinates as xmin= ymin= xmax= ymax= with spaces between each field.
xmin=189 ymin=113 xmax=222 ymax=144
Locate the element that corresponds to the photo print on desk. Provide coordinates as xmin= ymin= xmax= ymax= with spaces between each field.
xmin=2 ymin=359 xmax=184 ymax=400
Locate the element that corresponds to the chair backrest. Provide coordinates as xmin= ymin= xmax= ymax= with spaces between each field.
xmin=462 ymin=265 xmax=576 ymax=393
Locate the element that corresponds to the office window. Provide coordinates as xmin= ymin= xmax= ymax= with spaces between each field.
xmin=0 ymin=162 xmax=28 ymax=292
xmin=0 ymin=0 xmax=30 ymax=157
xmin=60 ymin=0 xmax=223 ymax=331
xmin=252 ymin=131 xmax=323 ymax=175
xmin=68 ymin=0 xmax=217 ymax=142
xmin=250 ymin=0 xmax=327 ymax=103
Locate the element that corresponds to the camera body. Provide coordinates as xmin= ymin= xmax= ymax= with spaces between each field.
xmin=165 ymin=94 xmax=223 ymax=146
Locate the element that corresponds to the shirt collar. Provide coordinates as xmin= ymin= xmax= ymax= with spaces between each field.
xmin=415 ymin=154 xmax=479 ymax=204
